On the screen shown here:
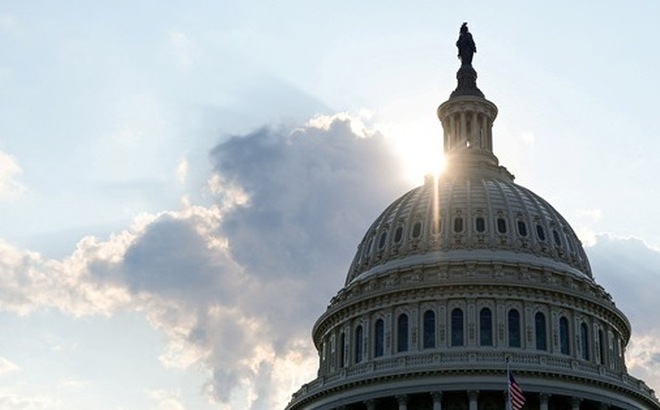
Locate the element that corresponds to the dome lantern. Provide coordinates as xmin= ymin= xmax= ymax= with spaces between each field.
xmin=438 ymin=22 xmax=501 ymax=172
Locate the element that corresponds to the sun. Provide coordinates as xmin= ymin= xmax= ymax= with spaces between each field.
xmin=385 ymin=122 xmax=446 ymax=185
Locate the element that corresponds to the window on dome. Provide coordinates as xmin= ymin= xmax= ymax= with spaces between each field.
xmin=559 ymin=317 xmax=570 ymax=355
xmin=479 ymin=308 xmax=493 ymax=346
xmin=535 ymin=312 xmax=547 ymax=351
xmin=497 ymin=218 xmax=507 ymax=234
xmin=517 ymin=221 xmax=528 ymax=237
xmin=508 ymin=309 xmax=521 ymax=348
xmin=423 ymin=310 xmax=436 ymax=349
xmin=374 ymin=319 xmax=384 ymax=357
xmin=397 ymin=314 xmax=409 ymax=352
xmin=553 ymin=229 xmax=562 ymax=247
xmin=453 ymin=217 xmax=464 ymax=233
xmin=567 ymin=235 xmax=575 ymax=252
xmin=354 ymin=325 xmax=364 ymax=364
xmin=378 ymin=231 xmax=387 ymax=249
xmin=475 ymin=217 xmax=485 ymax=232
xmin=580 ymin=322 xmax=589 ymax=361
xmin=412 ymin=222 xmax=422 ymax=238
xmin=339 ymin=332 xmax=346 ymax=368
xmin=394 ymin=226 xmax=403 ymax=243
xmin=536 ymin=224 xmax=546 ymax=241
xmin=598 ymin=329 xmax=605 ymax=365
xmin=451 ymin=308 xmax=464 ymax=347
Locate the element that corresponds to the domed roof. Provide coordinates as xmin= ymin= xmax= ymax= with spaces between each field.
xmin=345 ymin=90 xmax=592 ymax=286
xmin=346 ymin=166 xmax=592 ymax=285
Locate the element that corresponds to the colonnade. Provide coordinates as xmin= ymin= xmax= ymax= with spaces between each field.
xmin=331 ymin=391 xmax=615 ymax=410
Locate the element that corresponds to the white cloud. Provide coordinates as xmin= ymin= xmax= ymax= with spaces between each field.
xmin=0 ymin=151 xmax=26 ymax=200
xmin=146 ymin=389 xmax=185 ymax=410
xmin=626 ymin=332 xmax=660 ymax=393
xmin=0 ymin=390 xmax=64 ymax=410
xmin=176 ymin=158 xmax=189 ymax=185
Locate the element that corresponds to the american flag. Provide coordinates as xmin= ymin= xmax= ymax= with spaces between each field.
xmin=508 ymin=373 xmax=526 ymax=410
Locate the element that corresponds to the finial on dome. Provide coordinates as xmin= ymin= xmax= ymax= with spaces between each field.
xmin=456 ymin=22 xmax=476 ymax=67
xmin=451 ymin=22 xmax=484 ymax=98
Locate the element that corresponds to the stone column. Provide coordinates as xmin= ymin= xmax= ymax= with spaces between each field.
xmin=364 ymin=399 xmax=376 ymax=410
xmin=445 ymin=115 xmax=456 ymax=149
xmin=468 ymin=390 xmax=479 ymax=410
xmin=539 ymin=393 xmax=550 ymax=410
xmin=396 ymin=394 xmax=409 ymax=410
xmin=431 ymin=391 xmax=443 ymax=410
xmin=572 ymin=397 xmax=582 ymax=410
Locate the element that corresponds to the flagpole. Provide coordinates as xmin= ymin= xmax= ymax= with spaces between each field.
xmin=506 ymin=356 xmax=512 ymax=410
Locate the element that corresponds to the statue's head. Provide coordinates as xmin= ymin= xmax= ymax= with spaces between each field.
xmin=460 ymin=22 xmax=468 ymax=34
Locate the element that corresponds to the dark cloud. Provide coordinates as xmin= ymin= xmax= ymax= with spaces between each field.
xmin=122 ymin=215 xmax=234 ymax=300
xmin=78 ymin=114 xmax=407 ymax=407
xmin=212 ymin=117 xmax=406 ymax=283
xmin=588 ymin=235 xmax=660 ymax=333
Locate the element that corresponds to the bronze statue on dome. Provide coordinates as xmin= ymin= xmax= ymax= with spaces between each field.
xmin=456 ymin=22 xmax=476 ymax=66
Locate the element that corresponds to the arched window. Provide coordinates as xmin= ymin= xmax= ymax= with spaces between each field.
xmin=517 ymin=220 xmax=528 ymax=237
xmin=480 ymin=308 xmax=493 ymax=346
xmin=378 ymin=232 xmax=387 ymax=249
xmin=423 ymin=310 xmax=436 ymax=349
xmin=412 ymin=222 xmax=422 ymax=238
xmin=580 ymin=322 xmax=590 ymax=360
xmin=451 ymin=308 xmax=464 ymax=347
xmin=598 ymin=329 xmax=606 ymax=365
xmin=355 ymin=325 xmax=364 ymax=364
xmin=553 ymin=229 xmax=562 ymax=247
xmin=535 ymin=312 xmax=547 ymax=351
xmin=559 ymin=317 xmax=570 ymax=355
xmin=475 ymin=217 xmax=485 ymax=233
xmin=536 ymin=224 xmax=546 ymax=241
xmin=508 ymin=309 xmax=521 ymax=348
xmin=374 ymin=319 xmax=384 ymax=357
xmin=394 ymin=226 xmax=403 ymax=243
xmin=497 ymin=217 xmax=507 ymax=234
xmin=339 ymin=332 xmax=346 ymax=368
xmin=397 ymin=314 xmax=409 ymax=352
xmin=454 ymin=217 xmax=464 ymax=233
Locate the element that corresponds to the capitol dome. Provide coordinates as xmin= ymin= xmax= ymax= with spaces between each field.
xmin=345 ymin=163 xmax=593 ymax=287
xmin=286 ymin=24 xmax=660 ymax=410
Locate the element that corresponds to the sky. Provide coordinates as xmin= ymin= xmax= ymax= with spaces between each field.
xmin=1 ymin=1 xmax=660 ymax=409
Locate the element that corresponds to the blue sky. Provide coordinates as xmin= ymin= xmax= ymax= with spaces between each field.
xmin=1 ymin=2 xmax=660 ymax=409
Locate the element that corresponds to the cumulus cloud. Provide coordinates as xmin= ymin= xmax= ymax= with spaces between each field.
xmin=146 ymin=389 xmax=185 ymax=410
xmin=0 ymin=113 xmax=407 ymax=409
xmin=0 ymin=151 xmax=26 ymax=200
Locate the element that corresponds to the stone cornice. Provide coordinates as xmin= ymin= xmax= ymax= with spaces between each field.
xmin=314 ymin=261 xmax=629 ymax=346
xmin=286 ymin=351 xmax=659 ymax=410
